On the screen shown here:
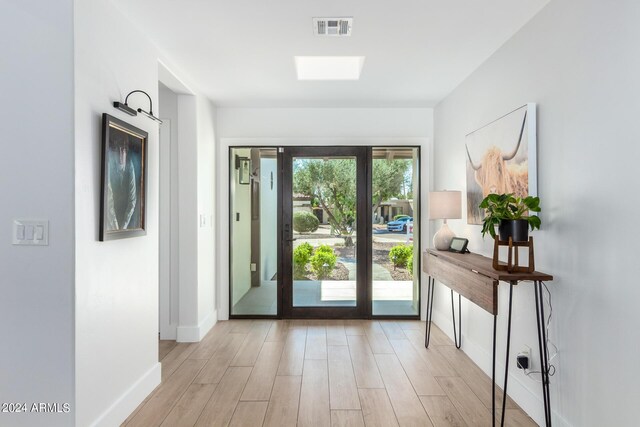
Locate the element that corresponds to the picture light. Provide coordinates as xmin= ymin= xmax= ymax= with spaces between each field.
xmin=113 ymin=90 xmax=163 ymax=124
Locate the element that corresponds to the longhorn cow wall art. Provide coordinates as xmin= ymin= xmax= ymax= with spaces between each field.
xmin=465 ymin=103 xmax=537 ymax=225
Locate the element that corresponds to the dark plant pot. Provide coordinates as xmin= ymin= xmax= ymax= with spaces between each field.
xmin=498 ymin=219 xmax=529 ymax=242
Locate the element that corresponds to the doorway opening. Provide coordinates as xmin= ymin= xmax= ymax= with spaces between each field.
xmin=229 ymin=146 xmax=421 ymax=319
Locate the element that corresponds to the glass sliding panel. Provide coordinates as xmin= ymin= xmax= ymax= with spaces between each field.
xmin=230 ymin=148 xmax=278 ymax=315
xmin=291 ymin=156 xmax=357 ymax=307
xmin=371 ymin=147 xmax=420 ymax=315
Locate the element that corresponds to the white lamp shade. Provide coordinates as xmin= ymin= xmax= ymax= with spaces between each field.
xmin=429 ymin=191 xmax=462 ymax=219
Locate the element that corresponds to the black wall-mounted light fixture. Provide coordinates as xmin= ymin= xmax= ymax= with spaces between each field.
xmin=113 ymin=90 xmax=163 ymax=124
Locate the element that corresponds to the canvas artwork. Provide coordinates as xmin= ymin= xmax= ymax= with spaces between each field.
xmin=465 ymin=103 xmax=537 ymax=225
xmin=100 ymin=113 xmax=148 ymax=241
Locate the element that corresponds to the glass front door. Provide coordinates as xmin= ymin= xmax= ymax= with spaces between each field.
xmin=229 ymin=145 xmax=421 ymax=319
xmin=282 ymin=147 xmax=369 ymax=318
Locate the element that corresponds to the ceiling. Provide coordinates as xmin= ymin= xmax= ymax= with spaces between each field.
xmin=111 ymin=0 xmax=550 ymax=107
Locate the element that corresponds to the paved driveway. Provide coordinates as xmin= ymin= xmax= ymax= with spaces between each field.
xmin=373 ymin=229 xmax=413 ymax=243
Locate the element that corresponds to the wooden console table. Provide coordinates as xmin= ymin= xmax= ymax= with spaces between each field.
xmin=423 ymin=249 xmax=554 ymax=427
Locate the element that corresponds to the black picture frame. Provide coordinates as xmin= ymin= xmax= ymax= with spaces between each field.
xmin=100 ymin=113 xmax=148 ymax=241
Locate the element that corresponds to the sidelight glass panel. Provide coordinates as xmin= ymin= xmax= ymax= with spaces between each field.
xmin=372 ymin=147 xmax=420 ymax=315
xmin=291 ymin=156 xmax=357 ymax=307
xmin=230 ymin=148 xmax=278 ymax=315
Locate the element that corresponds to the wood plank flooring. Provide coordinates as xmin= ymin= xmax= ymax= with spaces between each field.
xmin=123 ymin=320 xmax=536 ymax=427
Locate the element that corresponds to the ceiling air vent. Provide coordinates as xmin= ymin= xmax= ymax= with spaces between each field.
xmin=313 ymin=17 xmax=353 ymax=36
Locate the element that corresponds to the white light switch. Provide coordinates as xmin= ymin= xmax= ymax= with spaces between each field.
xmin=35 ymin=225 xmax=44 ymax=240
xmin=13 ymin=220 xmax=49 ymax=246
xmin=16 ymin=224 xmax=25 ymax=240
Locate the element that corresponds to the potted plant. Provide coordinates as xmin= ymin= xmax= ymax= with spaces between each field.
xmin=479 ymin=193 xmax=541 ymax=242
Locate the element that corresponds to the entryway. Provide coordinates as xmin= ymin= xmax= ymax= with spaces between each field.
xmin=229 ymin=146 xmax=421 ymax=319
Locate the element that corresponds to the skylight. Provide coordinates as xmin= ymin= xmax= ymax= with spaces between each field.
xmin=294 ymin=56 xmax=365 ymax=81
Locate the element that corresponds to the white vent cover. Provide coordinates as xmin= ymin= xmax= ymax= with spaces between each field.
xmin=313 ymin=17 xmax=353 ymax=36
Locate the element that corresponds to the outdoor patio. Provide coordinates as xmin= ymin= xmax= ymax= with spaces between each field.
xmin=232 ymin=279 xmax=417 ymax=316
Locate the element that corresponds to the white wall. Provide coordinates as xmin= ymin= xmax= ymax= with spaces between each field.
xmin=176 ymin=95 xmax=218 ymax=342
xmin=217 ymin=107 xmax=433 ymax=139
xmin=216 ymin=107 xmax=434 ymax=319
xmin=0 ymin=2 xmax=75 ymax=426
xmin=432 ymin=1 xmax=640 ymax=426
xmin=195 ymin=97 xmax=217 ymax=331
xmin=74 ymin=0 xmax=161 ymax=425
xmin=74 ymin=0 xmax=218 ymax=425
xmin=176 ymin=95 xmax=199 ymax=340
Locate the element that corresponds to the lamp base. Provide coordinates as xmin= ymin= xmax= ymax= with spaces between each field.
xmin=433 ymin=222 xmax=455 ymax=250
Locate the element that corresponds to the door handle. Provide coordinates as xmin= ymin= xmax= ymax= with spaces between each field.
xmin=286 ymin=238 xmax=297 ymax=242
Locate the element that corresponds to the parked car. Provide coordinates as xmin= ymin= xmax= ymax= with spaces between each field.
xmin=387 ymin=216 xmax=413 ymax=232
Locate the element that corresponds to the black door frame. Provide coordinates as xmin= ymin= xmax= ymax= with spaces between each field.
xmin=281 ymin=146 xmax=370 ymax=318
xmin=228 ymin=145 xmax=421 ymax=320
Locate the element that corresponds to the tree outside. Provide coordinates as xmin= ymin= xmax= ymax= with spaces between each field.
xmin=293 ymin=158 xmax=357 ymax=246
xmin=372 ymin=158 xmax=411 ymax=214
xmin=293 ymin=157 xmax=411 ymax=246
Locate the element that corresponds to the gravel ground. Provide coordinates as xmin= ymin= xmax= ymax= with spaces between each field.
xmin=335 ymin=242 xmax=414 ymax=281
xmin=299 ymin=262 xmax=350 ymax=281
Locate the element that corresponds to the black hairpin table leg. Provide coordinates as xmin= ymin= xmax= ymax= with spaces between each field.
xmin=425 ymin=276 xmax=435 ymax=348
xmin=492 ymin=312 xmax=497 ymax=427
xmin=534 ymin=280 xmax=552 ymax=426
xmin=451 ymin=289 xmax=462 ymax=349
xmin=498 ymin=282 xmax=515 ymax=426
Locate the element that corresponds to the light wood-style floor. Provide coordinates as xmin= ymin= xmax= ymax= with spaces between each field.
xmin=122 ymin=320 xmax=536 ymax=427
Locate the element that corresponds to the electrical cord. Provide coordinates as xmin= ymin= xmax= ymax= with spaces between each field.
xmin=523 ymin=281 xmax=558 ymax=383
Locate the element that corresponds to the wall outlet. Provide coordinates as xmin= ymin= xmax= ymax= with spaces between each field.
xmin=250 ymin=263 xmax=257 ymax=272
xmin=517 ymin=345 xmax=531 ymax=370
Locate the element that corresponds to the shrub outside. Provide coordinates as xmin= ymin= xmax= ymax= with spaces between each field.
xmin=293 ymin=242 xmax=314 ymax=279
xmin=407 ymin=253 xmax=414 ymax=277
xmin=310 ymin=245 xmax=337 ymax=279
xmin=389 ymin=244 xmax=413 ymax=268
xmin=293 ymin=211 xmax=320 ymax=233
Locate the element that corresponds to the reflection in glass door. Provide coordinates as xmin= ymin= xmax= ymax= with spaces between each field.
xmin=282 ymin=147 xmax=368 ymax=318
xmin=230 ymin=148 xmax=279 ymax=316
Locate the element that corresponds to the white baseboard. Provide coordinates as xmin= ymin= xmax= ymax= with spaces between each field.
xmin=198 ymin=309 xmax=217 ymax=339
xmin=177 ymin=309 xmax=217 ymax=342
xmin=89 ymin=362 xmax=161 ymax=427
xmin=430 ymin=310 xmax=571 ymax=427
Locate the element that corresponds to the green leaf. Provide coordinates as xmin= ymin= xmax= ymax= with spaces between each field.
xmin=528 ymin=215 xmax=541 ymax=230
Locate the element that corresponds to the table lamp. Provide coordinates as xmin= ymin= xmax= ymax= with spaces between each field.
xmin=429 ymin=190 xmax=462 ymax=250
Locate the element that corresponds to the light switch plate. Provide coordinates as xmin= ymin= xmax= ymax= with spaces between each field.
xmin=13 ymin=220 xmax=49 ymax=246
